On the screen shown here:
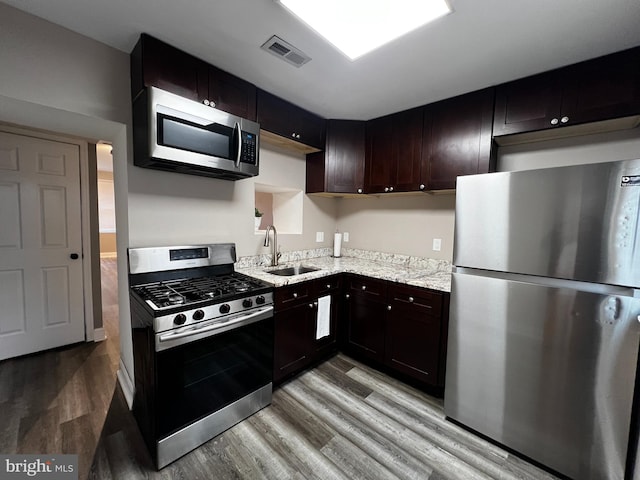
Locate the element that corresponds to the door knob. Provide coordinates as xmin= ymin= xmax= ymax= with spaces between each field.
xmin=70 ymin=253 xmax=79 ymax=260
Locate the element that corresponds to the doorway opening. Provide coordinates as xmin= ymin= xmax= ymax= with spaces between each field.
xmin=95 ymin=142 xmax=119 ymax=354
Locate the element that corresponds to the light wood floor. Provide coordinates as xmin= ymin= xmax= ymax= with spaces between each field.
xmin=0 ymin=258 xmax=560 ymax=480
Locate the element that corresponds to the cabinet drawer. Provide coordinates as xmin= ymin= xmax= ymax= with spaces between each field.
xmin=316 ymin=275 xmax=341 ymax=295
xmin=275 ymin=282 xmax=314 ymax=309
xmin=347 ymin=275 xmax=387 ymax=298
xmin=390 ymin=284 xmax=443 ymax=317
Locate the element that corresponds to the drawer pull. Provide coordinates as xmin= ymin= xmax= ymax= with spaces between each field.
xmin=326 ymin=284 xmax=331 ymax=289
xmin=362 ymin=285 xmax=367 ymax=291
xmin=408 ymin=296 xmax=414 ymax=303
xmin=387 ymin=305 xmax=392 ymax=311
xmin=345 ymin=294 xmax=350 ymax=299
xmin=293 ymin=293 xmax=298 ymax=298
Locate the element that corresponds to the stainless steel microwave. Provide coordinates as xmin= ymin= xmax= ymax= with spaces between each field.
xmin=133 ymin=87 xmax=260 ymax=180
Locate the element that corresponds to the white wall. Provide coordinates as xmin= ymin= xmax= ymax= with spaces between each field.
xmin=497 ymin=127 xmax=640 ymax=171
xmin=0 ymin=4 xmax=337 ymax=401
xmin=0 ymin=3 xmax=135 ymax=401
xmin=336 ymin=194 xmax=456 ymax=261
xmin=127 ymin=143 xmax=337 ymax=256
xmin=333 ymin=126 xmax=640 ymax=262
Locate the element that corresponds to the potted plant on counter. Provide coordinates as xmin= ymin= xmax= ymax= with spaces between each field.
xmin=254 ymin=207 xmax=263 ymax=230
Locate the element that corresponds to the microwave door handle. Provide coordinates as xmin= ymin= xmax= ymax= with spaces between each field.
xmin=234 ymin=122 xmax=242 ymax=168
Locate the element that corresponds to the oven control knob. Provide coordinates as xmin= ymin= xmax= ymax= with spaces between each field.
xmin=174 ymin=313 xmax=187 ymax=325
xmin=255 ymin=295 xmax=265 ymax=305
xmin=219 ymin=304 xmax=231 ymax=314
xmin=192 ymin=309 xmax=205 ymax=321
xmin=242 ymin=298 xmax=253 ymax=308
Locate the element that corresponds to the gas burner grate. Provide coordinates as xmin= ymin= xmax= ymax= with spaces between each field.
xmin=132 ymin=273 xmax=268 ymax=309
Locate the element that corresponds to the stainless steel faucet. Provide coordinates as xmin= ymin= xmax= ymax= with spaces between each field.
xmin=263 ymin=225 xmax=281 ymax=266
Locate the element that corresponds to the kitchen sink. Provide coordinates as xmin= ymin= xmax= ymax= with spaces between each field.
xmin=267 ymin=265 xmax=320 ymax=276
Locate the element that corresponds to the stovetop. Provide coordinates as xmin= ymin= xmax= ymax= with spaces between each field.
xmin=131 ymin=272 xmax=270 ymax=310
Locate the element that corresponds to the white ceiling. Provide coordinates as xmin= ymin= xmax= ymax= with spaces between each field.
xmin=4 ymin=0 xmax=640 ymax=120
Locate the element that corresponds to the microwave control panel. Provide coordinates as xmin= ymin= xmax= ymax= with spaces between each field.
xmin=241 ymin=132 xmax=258 ymax=165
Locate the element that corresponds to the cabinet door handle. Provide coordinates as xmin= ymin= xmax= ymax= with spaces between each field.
xmin=293 ymin=293 xmax=298 ymax=298
xmin=419 ymin=184 xmax=425 ymax=190
xmin=550 ymin=118 xmax=559 ymax=125
xmin=357 ymin=188 xmax=363 ymax=194
xmin=561 ymin=116 xmax=569 ymax=123
xmin=384 ymin=187 xmax=389 ymax=192
xmin=345 ymin=294 xmax=350 ymax=299
xmin=361 ymin=285 xmax=367 ymax=291
xmin=387 ymin=305 xmax=392 ymax=311
xmin=326 ymin=284 xmax=331 ymax=289
xmin=408 ymin=296 xmax=414 ymax=303
xmin=389 ymin=186 xmax=394 ymax=192
xmin=309 ymin=303 xmax=315 ymax=309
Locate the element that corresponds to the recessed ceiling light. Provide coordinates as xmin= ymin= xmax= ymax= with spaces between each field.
xmin=277 ymin=0 xmax=451 ymax=60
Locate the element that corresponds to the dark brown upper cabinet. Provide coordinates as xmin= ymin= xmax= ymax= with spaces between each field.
xmin=364 ymin=107 xmax=424 ymax=194
xmin=494 ymin=46 xmax=640 ymax=137
xmin=130 ymin=34 xmax=257 ymax=120
xmin=206 ymin=66 xmax=257 ymax=121
xmin=306 ymin=120 xmax=366 ymax=195
xmin=422 ymin=88 xmax=495 ymax=191
xmin=257 ymin=89 xmax=326 ymax=150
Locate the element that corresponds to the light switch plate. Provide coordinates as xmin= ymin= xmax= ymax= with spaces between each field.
xmin=316 ymin=231 xmax=324 ymax=242
xmin=432 ymin=238 xmax=442 ymax=251
xmin=343 ymin=232 xmax=349 ymax=242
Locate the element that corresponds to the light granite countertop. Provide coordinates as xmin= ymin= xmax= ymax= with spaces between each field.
xmin=236 ymin=249 xmax=452 ymax=293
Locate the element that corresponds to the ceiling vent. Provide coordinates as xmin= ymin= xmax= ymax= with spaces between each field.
xmin=261 ymin=35 xmax=311 ymax=67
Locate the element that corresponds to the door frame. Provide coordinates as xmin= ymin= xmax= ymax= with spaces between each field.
xmin=0 ymin=124 xmax=95 ymax=342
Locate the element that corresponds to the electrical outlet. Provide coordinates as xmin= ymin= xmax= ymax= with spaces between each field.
xmin=432 ymin=238 xmax=442 ymax=251
xmin=343 ymin=232 xmax=349 ymax=242
xmin=316 ymin=231 xmax=324 ymax=242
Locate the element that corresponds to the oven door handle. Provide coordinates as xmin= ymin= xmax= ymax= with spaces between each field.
xmin=156 ymin=306 xmax=273 ymax=351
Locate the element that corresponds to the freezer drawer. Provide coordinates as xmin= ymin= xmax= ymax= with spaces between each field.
xmin=445 ymin=271 xmax=640 ymax=480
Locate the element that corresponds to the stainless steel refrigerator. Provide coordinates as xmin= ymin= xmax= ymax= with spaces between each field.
xmin=445 ymin=159 xmax=640 ymax=480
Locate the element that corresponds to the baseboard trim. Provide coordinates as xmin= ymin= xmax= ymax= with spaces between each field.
xmin=93 ymin=327 xmax=106 ymax=342
xmin=117 ymin=360 xmax=135 ymax=410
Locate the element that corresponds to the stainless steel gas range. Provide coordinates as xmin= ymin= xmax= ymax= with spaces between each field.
xmin=128 ymin=244 xmax=274 ymax=469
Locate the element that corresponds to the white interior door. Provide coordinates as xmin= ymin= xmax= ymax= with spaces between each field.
xmin=0 ymin=131 xmax=85 ymax=360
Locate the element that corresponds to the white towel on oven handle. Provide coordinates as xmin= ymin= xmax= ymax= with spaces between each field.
xmin=316 ymin=295 xmax=331 ymax=339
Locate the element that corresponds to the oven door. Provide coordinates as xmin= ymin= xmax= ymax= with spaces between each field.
xmin=154 ymin=308 xmax=274 ymax=439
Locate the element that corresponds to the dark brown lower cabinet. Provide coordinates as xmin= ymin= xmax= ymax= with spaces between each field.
xmin=386 ymin=284 xmax=445 ymax=386
xmin=343 ymin=275 xmax=449 ymax=390
xmin=273 ymin=301 xmax=315 ymax=383
xmin=344 ymin=276 xmax=387 ymax=362
xmin=273 ymin=276 xmax=341 ymax=384
xmin=274 ymin=273 xmax=449 ymax=391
